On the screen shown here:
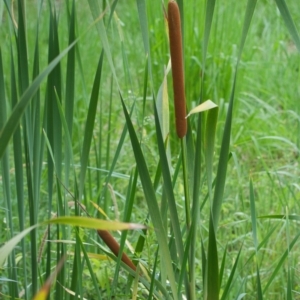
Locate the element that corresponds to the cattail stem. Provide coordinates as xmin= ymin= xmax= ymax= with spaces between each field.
xmin=168 ymin=0 xmax=187 ymax=138
xmin=97 ymin=229 xmax=137 ymax=272
xmin=181 ymin=138 xmax=191 ymax=228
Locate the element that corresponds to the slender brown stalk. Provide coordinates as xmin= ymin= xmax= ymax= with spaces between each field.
xmin=97 ymin=229 xmax=137 ymax=272
xmin=168 ymin=0 xmax=187 ymax=138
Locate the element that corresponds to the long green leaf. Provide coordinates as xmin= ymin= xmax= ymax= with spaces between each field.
xmin=136 ymin=0 xmax=153 ymax=83
xmin=0 ymin=48 xmax=18 ymax=300
xmin=249 ymin=179 xmax=263 ymax=299
xmin=153 ymin=97 xmax=189 ymax=297
xmin=274 ymin=0 xmax=300 ymax=52
xmin=120 ymin=94 xmax=178 ymax=300
xmin=220 ymin=245 xmax=243 ymax=300
xmin=205 ymin=107 xmax=219 ymax=200
xmin=212 ymin=0 xmax=257 ymax=230
xmin=192 ymin=0 xmax=216 ymax=297
xmin=205 ymin=216 xmax=219 ymax=300
xmin=0 ymin=225 xmax=38 ymax=267
xmin=79 ymin=52 xmax=104 ymax=199
xmin=0 ymin=217 xmax=144 ymax=268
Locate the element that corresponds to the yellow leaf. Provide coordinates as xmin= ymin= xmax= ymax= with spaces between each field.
xmin=186 ymin=100 xmax=218 ymax=118
xmin=45 ymin=216 xmax=146 ymax=231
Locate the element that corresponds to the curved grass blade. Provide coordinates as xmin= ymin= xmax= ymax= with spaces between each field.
xmin=79 ymin=51 xmax=104 ymax=199
xmin=186 ymin=100 xmax=217 ymax=118
xmin=0 ymin=216 xmax=144 ymax=269
xmin=153 ymin=99 xmax=184 ymax=259
xmin=274 ymin=0 xmax=300 ymax=52
xmin=46 ymin=216 xmax=145 ymax=231
xmin=205 ymin=216 xmax=219 ymax=300
xmin=0 ymin=225 xmax=38 ymax=267
xmin=78 ymin=236 xmax=102 ymax=299
xmin=97 ymin=239 xmax=170 ymax=299
xmin=153 ymin=96 xmax=189 ymax=297
xmin=120 ymin=94 xmax=178 ymax=300
xmin=33 ymin=256 xmax=66 ymax=300
xmin=212 ymin=0 xmax=257 ymax=231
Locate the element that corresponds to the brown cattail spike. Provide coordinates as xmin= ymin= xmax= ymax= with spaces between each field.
xmin=97 ymin=229 xmax=137 ymax=272
xmin=168 ymin=0 xmax=187 ymax=138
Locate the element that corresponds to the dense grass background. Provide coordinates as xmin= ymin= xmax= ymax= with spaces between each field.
xmin=0 ymin=0 xmax=299 ymax=299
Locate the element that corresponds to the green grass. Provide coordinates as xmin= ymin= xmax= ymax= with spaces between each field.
xmin=0 ymin=0 xmax=300 ymax=299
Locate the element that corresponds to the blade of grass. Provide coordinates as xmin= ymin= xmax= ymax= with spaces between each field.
xmin=120 ymin=94 xmax=178 ymax=299
xmin=153 ymin=97 xmax=189 ymax=297
xmin=212 ymin=0 xmax=257 ymax=231
xmin=55 ymin=180 xmax=66 ymax=299
xmin=136 ymin=0 xmax=153 ymax=82
xmin=220 ymin=245 xmax=243 ymax=300
xmin=46 ymin=216 xmax=145 ymax=230
xmin=0 ymin=48 xmax=18 ymax=300
xmin=206 ymin=3 xmax=257 ymax=298
xmin=260 ymin=214 xmax=300 ymax=221
xmin=205 ymin=107 xmax=219 ymax=206
xmin=95 ymin=239 xmax=170 ymax=299
xmin=113 ymin=168 xmax=138 ymax=286
xmin=274 ymin=0 xmax=300 ymax=52
xmin=16 ymin=0 xmax=38 ymax=295
xmin=205 ymin=216 xmax=219 ymax=300
xmin=79 ymin=51 xmax=104 ymax=199
xmin=78 ymin=236 xmax=102 ymax=299
xmin=219 ymin=244 xmax=227 ymax=292
xmin=249 ymin=179 xmax=263 ymax=299
xmin=148 ymin=246 xmax=159 ymax=300
xmin=64 ymin=0 xmax=76 ymax=188
xmin=0 ymin=216 xmax=144 ymax=267
xmin=0 ymin=224 xmax=39 ymax=267
xmin=70 ymin=230 xmax=83 ymax=300
xmin=196 ymin=106 xmax=219 ymax=299
xmin=191 ymin=0 xmax=216 ymax=297
xmin=44 ymin=4 xmax=60 ymax=287
xmin=49 ymin=7 xmax=63 ymax=178
xmin=287 ymin=268 xmax=292 ymax=300
xmin=102 ymin=76 xmax=114 ymax=211
xmin=285 ymin=207 xmax=291 ymax=300
xmin=33 ymin=256 xmax=66 ymax=300
xmin=10 ymin=45 xmax=26 ymax=299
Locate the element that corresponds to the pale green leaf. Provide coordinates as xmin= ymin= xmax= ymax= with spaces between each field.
xmin=186 ymin=100 xmax=218 ymax=118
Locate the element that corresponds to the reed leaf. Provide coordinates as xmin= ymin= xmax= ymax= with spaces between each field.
xmin=120 ymin=94 xmax=178 ymax=299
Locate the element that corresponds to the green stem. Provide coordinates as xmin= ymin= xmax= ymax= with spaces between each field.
xmin=181 ymin=137 xmax=195 ymax=299
xmin=181 ymin=137 xmax=191 ymax=229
